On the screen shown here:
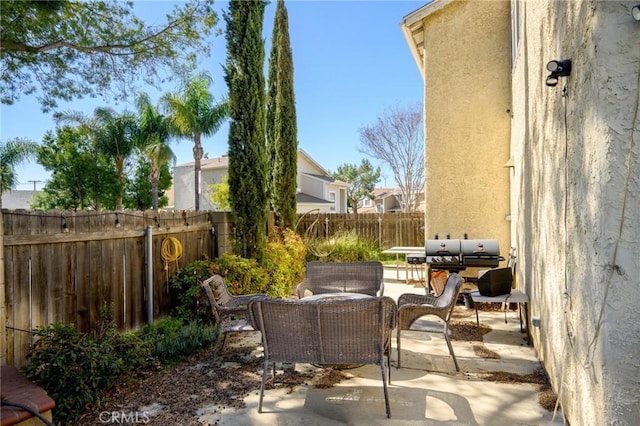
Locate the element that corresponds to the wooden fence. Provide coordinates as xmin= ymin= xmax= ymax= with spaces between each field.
xmin=1 ymin=209 xmax=424 ymax=367
xmin=1 ymin=210 xmax=235 ymax=368
xmin=295 ymin=212 xmax=425 ymax=249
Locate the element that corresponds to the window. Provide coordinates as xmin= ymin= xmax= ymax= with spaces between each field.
xmin=363 ymin=198 xmax=372 ymax=207
xmin=328 ymin=191 xmax=336 ymax=212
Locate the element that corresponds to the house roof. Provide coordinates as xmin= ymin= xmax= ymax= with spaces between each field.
xmin=303 ymin=173 xmax=348 ymax=187
xmin=296 ymin=192 xmax=332 ymax=204
xmin=372 ymin=187 xmax=398 ymax=199
xmin=176 ymin=155 xmax=229 ymax=170
xmin=400 ymin=0 xmax=454 ymax=78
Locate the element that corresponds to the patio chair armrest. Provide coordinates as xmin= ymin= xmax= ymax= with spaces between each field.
xmin=228 ymin=293 xmax=268 ymax=306
xmin=398 ymin=293 xmax=437 ymax=307
xmin=296 ymin=280 xmax=311 ymax=299
xmin=397 ymin=303 xmax=447 ymax=329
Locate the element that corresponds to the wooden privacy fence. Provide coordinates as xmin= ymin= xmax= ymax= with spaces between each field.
xmin=2 ymin=210 xmax=232 ymax=368
xmin=295 ymin=212 xmax=425 ymax=249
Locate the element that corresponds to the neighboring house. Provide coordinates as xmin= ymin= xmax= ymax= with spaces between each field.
xmin=172 ymin=149 xmax=348 ymax=214
xmin=358 ymin=187 xmax=425 ymax=213
xmin=1 ymin=190 xmax=39 ymax=209
xmin=402 ymin=1 xmax=640 ymax=426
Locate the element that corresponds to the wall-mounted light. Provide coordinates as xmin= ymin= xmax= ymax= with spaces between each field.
xmin=545 ymin=59 xmax=572 ymax=87
xmin=632 ymin=4 xmax=640 ymax=21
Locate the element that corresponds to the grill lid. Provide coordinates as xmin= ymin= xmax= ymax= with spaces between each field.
xmin=461 ymin=239 xmax=502 ymax=267
xmin=425 ymin=239 xmax=463 ymax=269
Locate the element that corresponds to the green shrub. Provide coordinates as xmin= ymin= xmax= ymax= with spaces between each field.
xmin=209 ymin=252 xmax=271 ymax=295
xmin=169 ymin=260 xmax=215 ymax=321
xmin=262 ymin=227 xmax=307 ymax=297
xmin=24 ymin=323 xmax=126 ymax=424
xmin=141 ymin=317 xmax=217 ymax=365
xmin=305 ymin=230 xmax=382 ymax=262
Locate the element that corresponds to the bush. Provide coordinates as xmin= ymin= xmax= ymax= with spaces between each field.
xmin=24 ymin=323 xmax=127 ymax=424
xmin=305 ymin=230 xmax=382 ymax=262
xmin=23 ymin=314 xmax=217 ymax=424
xmin=262 ymin=227 xmax=307 ymax=297
xmin=169 ymin=260 xmax=215 ymax=321
xmin=140 ymin=317 xmax=217 ymax=365
xmin=209 ymin=252 xmax=271 ymax=295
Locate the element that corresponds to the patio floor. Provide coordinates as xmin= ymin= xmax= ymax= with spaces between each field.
xmin=198 ymin=267 xmax=564 ymax=425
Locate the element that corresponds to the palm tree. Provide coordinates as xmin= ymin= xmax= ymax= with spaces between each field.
xmin=0 ymin=138 xmax=39 ymax=209
xmin=92 ymin=107 xmax=137 ymax=211
xmin=55 ymin=108 xmax=137 ymax=211
xmin=135 ymin=93 xmax=176 ymax=210
xmin=162 ymin=73 xmax=228 ymax=211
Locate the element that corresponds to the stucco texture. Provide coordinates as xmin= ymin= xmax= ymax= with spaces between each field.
xmin=421 ymin=1 xmax=512 ymax=254
xmin=510 ymin=1 xmax=640 ymax=424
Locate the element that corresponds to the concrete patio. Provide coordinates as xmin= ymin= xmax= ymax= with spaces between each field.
xmin=199 ymin=268 xmax=564 ymax=425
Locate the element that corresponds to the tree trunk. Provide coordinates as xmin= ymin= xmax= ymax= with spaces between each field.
xmin=193 ymin=133 xmax=203 ymax=211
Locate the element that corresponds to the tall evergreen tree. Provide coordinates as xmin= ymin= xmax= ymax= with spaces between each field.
xmin=224 ymin=0 xmax=268 ymax=260
xmin=267 ymin=0 xmax=298 ymax=229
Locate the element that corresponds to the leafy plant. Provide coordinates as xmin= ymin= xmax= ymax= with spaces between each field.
xmin=209 ymin=252 xmax=270 ymax=295
xmin=305 ymin=230 xmax=382 ymax=262
xmin=169 ymin=259 xmax=215 ymax=321
xmin=24 ymin=323 xmax=126 ymax=424
xmin=141 ymin=317 xmax=217 ymax=365
xmin=262 ymin=227 xmax=306 ymax=297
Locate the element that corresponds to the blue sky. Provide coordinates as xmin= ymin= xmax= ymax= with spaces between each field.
xmin=1 ymin=0 xmax=425 ymax=190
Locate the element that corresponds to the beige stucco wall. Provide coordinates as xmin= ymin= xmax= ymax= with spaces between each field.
xmin=511 ymin=1 xmax=640 ymax=424
xmin=420 ymin=0 xmax=512 ymax=258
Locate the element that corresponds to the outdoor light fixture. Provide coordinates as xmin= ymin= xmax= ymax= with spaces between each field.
xmin=545 ymin=59 xmax=572 ymax=87
xmin=633 ymin=4 xmax=640 ymax=21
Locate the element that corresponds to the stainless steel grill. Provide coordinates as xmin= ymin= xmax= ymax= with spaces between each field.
xmin=425 ymin=239 xmax=502 ymax=271
xmin=425 ymin=239 xmax=464 ymax=271
xmin=461 ymin=239 xmax=502 ymax=268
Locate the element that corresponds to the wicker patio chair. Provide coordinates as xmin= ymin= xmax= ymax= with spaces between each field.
xmin=396 ymin=272 xmax=465 ymax=372
xmin=295 ymin=261 xmax=385 ymax=298
xmin=200 ymin=275 xmax=268 ymax=355
xmin=249 ymin=296 xmax=397 ymax=418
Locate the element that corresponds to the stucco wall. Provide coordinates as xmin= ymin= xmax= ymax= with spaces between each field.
xmin=511 ymin=1 xmax=640 ymax=424
xmin=421 ymin=0 xmax=512 ymax=256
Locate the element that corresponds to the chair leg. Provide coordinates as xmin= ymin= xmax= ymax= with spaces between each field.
xmin=443 ymin=324 xmax=460 ymax=372
xmin=213 ymin=330 xmax=227 ymax=357
xmin=396 ymin=329 xmax=402 ymax=368
xmin=258 ymin=357 xmax=270 ymax=413
xmin=380 ymin=361 xmax=391 ymax=418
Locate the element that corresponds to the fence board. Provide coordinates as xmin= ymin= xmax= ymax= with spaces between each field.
xmin=295 ymin=212 xmax=425 ymax=249
xmin=3 ymin=210 xmax=423 ymax=368
xmin=2 ymin=210 xmax=215 ymax=367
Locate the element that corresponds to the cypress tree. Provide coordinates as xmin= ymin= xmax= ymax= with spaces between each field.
xmin=224 ymin=0 xmax=268 ymax=260
xmin=266 ymin=0 xmax=298 ymax=229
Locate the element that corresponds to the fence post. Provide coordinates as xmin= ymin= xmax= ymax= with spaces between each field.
xmin=145 ymin=225 xmax=153 ymax=325
xmin=378 ymin=216 xmax=382 ymax=246
xmin=324 ymin=217 xmax=329 ymax=238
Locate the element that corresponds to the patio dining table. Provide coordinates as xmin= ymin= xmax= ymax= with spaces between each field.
xmin=300 ymin=292 xmax=374 ymax=302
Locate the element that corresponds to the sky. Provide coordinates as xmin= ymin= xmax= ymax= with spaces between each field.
xmin=1 ymin=0 xmax=425 ymax=191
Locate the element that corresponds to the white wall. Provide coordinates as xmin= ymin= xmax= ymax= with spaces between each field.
xmin=511 ymin=1 xmax=640 ymax=424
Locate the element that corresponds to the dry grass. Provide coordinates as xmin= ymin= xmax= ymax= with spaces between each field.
xmin=472 ymin=343 xmax=501 ymax=359
xmin=449 ymin=319 xmax=492 ymax=342
xmin=481 ymin=368 xmax=559 ymax=411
